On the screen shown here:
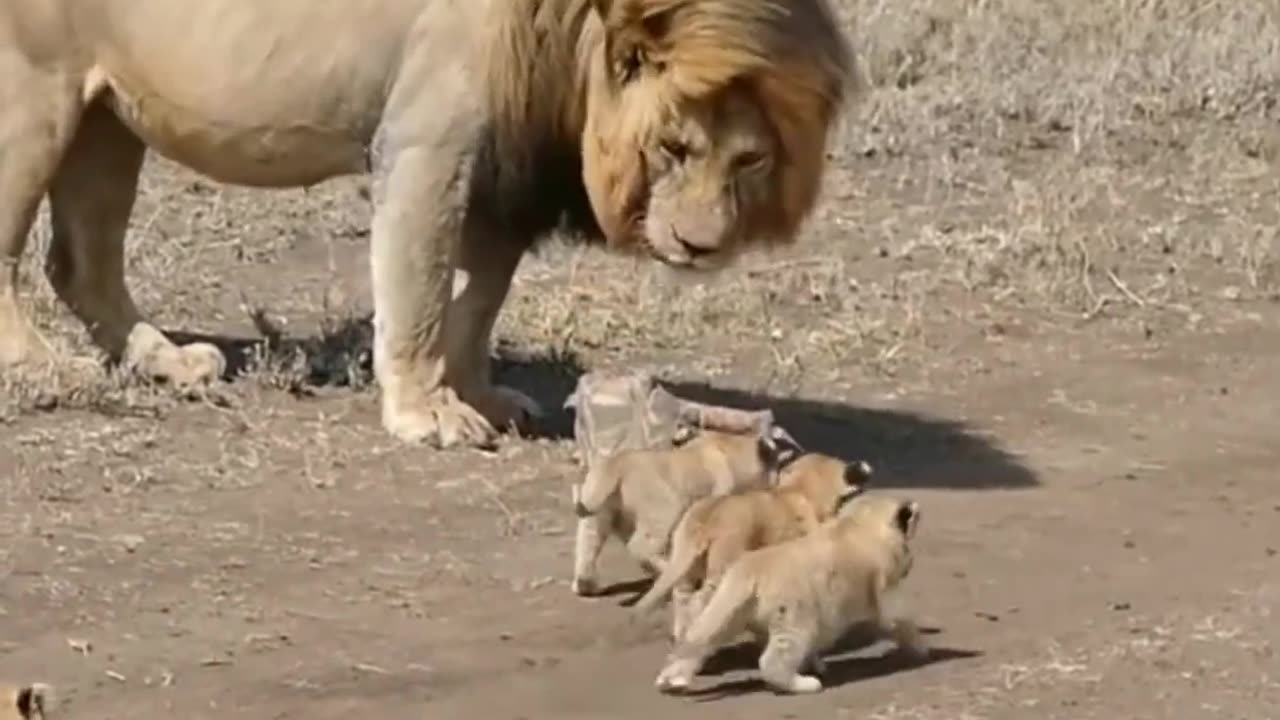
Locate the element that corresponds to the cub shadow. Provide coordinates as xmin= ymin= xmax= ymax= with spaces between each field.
xmin=683 ymin=625 xmax=981 ymax=700
xmin=167 ymin=318 xmax=1037 ymax=491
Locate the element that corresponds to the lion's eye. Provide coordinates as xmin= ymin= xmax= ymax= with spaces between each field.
xmin=659 ymin=139 xmax=689 ymax=163
xmin=733 ymin=150 xmax=768 ymax=171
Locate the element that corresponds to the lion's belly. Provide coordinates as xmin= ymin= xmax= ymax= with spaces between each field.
xmin=101 ymin=82 xmax=372 ymax=187
xmin=86 ymin=0 xmax=432 ymax=187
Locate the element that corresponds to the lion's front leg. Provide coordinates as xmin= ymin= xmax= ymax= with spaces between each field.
xmin=443 ymin=222 xmax=542 ymax=432
xmin=369 ymin=139 xmax=496 ymax=448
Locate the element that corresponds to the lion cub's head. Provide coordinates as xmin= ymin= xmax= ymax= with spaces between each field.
xmin=581 ymin=0 xmax=855 ymax=271
xmin=840 ymin=493 xmax=922 ymax=543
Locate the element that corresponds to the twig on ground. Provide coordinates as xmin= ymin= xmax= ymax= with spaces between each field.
xmin=1106 ymin=269 xmax=1147 ymax=307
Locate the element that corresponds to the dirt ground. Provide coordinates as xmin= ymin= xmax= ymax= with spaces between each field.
xmin=3 ymin=1 xmax=1279 ymax=718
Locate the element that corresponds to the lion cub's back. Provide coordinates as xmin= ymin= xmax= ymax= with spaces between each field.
xmin=670 ymin=432 xmax=771 ymax=498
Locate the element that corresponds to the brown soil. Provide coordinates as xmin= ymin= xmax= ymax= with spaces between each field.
xmin=3 ymin=1 xmax=1279 ymax=717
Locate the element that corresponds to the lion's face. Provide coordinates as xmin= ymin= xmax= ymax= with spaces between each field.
xmin=579 ymin=0 xmax=854 ymax=272
xmin=635 ymin=87 xmax=780 ymax=270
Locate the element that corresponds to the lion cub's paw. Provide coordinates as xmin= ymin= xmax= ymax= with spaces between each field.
xmin=887 ymin=619 xmax=930 ymax=661
xmin=773 ymin=674 xmax=823 ymax=694
xmin=654 ymin=659 xmax=698 ymax=694
xmin=382 ymin=387 xmax=499 ymax=448
xmin=571 ymin=576 xmax=600 ymax=597
xmin=804 ymin=654 xmax=828 ymax=677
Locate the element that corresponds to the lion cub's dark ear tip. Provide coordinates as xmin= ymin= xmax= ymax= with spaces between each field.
xmin=896 ymin=500 xmax=919 ymax=532
xmin=845 ymin=459 xmax=874 ymax=484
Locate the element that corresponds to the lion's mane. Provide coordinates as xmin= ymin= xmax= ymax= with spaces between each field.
xmin=478 ymin=0 xmax=856 ymax=251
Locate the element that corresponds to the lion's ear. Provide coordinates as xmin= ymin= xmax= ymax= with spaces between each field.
xmin=598 ymin=2 xmax=674 ymax=84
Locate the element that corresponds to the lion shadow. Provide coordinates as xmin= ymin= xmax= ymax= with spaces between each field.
xmin=168 ymin=316 xmax=1037 ymax=491
xmin=677 ymin=625 xmax=981 ymax=700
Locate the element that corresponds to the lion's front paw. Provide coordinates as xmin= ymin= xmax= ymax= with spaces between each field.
xmin=465 ymin=383 xmax=543 ymax=432
xmin=382 ymin=386 xmax=499 ymax=448
xmin=123 ymin=324 xmax=226 ymax=388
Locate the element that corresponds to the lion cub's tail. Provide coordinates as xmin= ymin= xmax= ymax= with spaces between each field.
xmin=633 ymin=519 xmax=711 ymax=612
xmin=573 ymin=459 xmax=623 ymax=517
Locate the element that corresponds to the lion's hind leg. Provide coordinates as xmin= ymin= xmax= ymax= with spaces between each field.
xmin=45 ymin=100 xmax=225 ymax=388
xmin=0 ymin=63 xmax=84 ymax=369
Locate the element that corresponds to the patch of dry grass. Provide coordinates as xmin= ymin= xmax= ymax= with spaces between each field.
xmin=843 ymin=0 xmax=1279 ymax=156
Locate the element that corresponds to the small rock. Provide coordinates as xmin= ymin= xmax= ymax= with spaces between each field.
xmin=974 ymin=611 xmax=1000 ymax=622
xmin=1110 ymin=601 xmax=1131 ymax=611
xmin=115 ymin=534 xmax=145 ymax=553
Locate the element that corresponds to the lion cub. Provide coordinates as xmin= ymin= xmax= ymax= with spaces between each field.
xmin=634 ymin=453 xmax=872 ymax=640
xmin=570 ymin=425 xmax=800 ymax=597
xmin=2 ymin=685 xmax=51 ymax=720
xmin=654 ymin=494 xmax=926 ymax=695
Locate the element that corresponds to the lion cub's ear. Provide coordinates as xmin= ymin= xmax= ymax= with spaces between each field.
xmin=757 ymin=425 xmax=803 ymax=468
xmin=14 ymin=684 xmax=52 ymax=719
xmin=672 ymin=421 xmax=699 ymax=446
xmin=843 ymin=460 xmax=874 ymax=490
xmin=895 ymin=500 xmax=921 ymax=537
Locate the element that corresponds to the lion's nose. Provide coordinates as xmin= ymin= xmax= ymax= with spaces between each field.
xmin=671 ymin=226 xmax=717 ymax=258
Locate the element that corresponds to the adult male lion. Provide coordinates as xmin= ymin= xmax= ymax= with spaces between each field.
xmin=0 ymin=0 xmax=854 ymax=447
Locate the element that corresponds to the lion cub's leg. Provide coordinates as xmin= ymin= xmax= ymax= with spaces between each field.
xmin=0 ymin=71 xmax=83 ymax=369
xmin=572 ymin=511 xmax=610 ymax=596
xmin=442 ymin=222 xmax=541 ymax=430
xmin=680 ymin=580 xmax=717 ymax=641
xmin=670 ymin=583 xmax=699 ymax=641
xmin=880 ymin=616 xmax=930 ymax=660
xmin=45 ymin=102 xmax=225 ymax=388
xmin=758 ymin=620 xmax=824 ymax=694
xmin=625 ymin=526 xmax=669 ymax=578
